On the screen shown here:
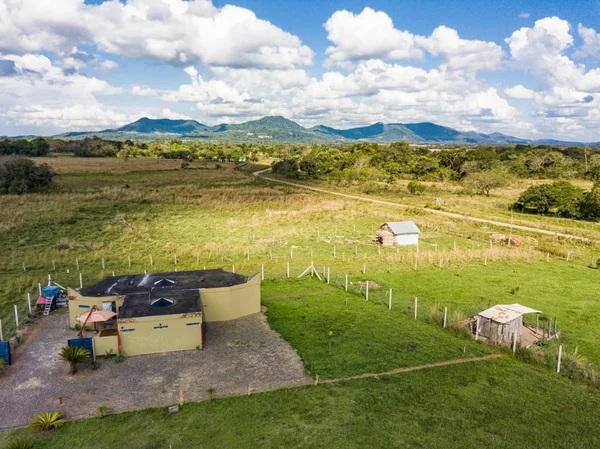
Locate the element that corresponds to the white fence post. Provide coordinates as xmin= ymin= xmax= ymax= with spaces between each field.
xmin=76 ymin=258 xmax=79 ymax=271
xmin=345 ymin=274 xmax=348 ymax=292
xmin=261 ymin=263 xmax=265 ymax=281
xmin=414 ymin=297 xmax=418 ymax=320
xmin=557 ymin=345 xmax=563 ymax=373
xmin=150 ymin=255 xmax=153 ymax=266
xmin=128 ymin=255 xmax=131 ymax=268
xmin=27 ymin=293 xmax=32 ymax=314
xmin=287 ymin=262 xmax=290 ymax=278
xmin=475 ymin=316 xmax=480 ymax=340
xmin=102 ymin=257 xmax=105 ymax=270
xmin=389 ymin=288 xmax=392 ymax=310
xmin=38 ymin=283 xmax=42 ymax=296
xmin=512 ymin=333 xmax=517 ymax=353
xmin=0 ymin=319 xmax=3 ymax=341
xmin=443 ymin=307 xmax=447 ymax=328
xmin=14 ymin=305 xmax=19 ymax=328
xmin=327 ymin=267 xmax=330 ymax=284
xmin=366 ymin=281 xmax=369 ymax=301
xmin=79 ymin=272 xmax=83 ymax=289
xmin=52 ymin=259 xmax=56 ymax=271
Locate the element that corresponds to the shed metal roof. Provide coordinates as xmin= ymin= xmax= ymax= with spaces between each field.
xmin=478 ymin=304 xmax=542 ymax=324
xmin=383 ymin=221 xmax=421 ymax=235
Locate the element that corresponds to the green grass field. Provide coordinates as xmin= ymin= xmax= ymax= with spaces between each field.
xmin=1 ymin=157 xmax=600 ymax=448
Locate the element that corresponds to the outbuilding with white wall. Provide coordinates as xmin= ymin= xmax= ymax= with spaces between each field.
xmin=377 ymin=221 xmax=421 ymax=246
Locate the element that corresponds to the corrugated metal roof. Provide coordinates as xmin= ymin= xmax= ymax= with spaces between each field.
xmin=383 ymin=221 xmax=421 ymax=235
xmin=478 ymin=304 xmax=542 ymax=324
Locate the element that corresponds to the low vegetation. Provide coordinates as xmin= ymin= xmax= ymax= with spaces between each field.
xmin=0 ymin=156 xmax=55 ymax=195
xmin=515 ymin=180 xmax=600 ymax=220
xmin=1 ymin=156 xmax=599 ymax=448
xmin=58 ymin=346 xmax=91 ymax=375
xmin=28 ymin=412 xmax=64 ymax=432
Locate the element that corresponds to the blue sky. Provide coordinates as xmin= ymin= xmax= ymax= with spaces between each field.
xmin=1 ymin=0 xmax=599 ymax=140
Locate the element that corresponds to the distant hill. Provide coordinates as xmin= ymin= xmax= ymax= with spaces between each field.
xmin=117 ymin=117 xmax=212 ymax=134
xmin=53 ymin=116 xmax=597 ymax=145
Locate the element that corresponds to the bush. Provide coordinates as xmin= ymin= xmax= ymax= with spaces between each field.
xmin=407 ymin=180 xmax=427 ymax=195
xmin=29 ymin=411 xmax=64 ymax=431
xmin=514 ymin=181 xmax=584 ymax=217
xmin=0 ymin=156 xmax=55 ymax=195
xmin=5 ymin=437 xmax=35 ymax=449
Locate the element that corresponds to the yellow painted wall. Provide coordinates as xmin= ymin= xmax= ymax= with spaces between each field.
xmin=93 ymin=335 xmax=119 ymax=359
xmin=117 ymin=313 xmax=203 ymax=356
xmin=200 ymin=275 xmax=260 ymax=322
xmin=67 ymin=288 xmax=124 ymax=328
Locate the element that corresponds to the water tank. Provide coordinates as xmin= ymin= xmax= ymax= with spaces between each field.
xmin=43 ymin=286 xmax=59 ymax=298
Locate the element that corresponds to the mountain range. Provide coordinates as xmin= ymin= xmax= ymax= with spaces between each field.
xmin=55 ymin=116 xmax=596 ymax=145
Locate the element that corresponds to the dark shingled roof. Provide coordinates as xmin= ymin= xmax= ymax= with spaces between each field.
xmin=80 ymin=269 xmax=250 ymax=297
xmin=119 ymin=289 xmax=201 ymax=319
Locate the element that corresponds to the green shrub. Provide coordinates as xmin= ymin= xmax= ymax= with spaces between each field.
xmin=29 ymin=411 xmax=64 ymax=432
xmin=407 ymin=180 xmax=427 ymax=195
xmin=0 ymin=156 xmax=55 ymax=195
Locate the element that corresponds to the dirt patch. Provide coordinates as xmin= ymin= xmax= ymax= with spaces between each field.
xmin=0 ymin=310 xmax=310 ymax=429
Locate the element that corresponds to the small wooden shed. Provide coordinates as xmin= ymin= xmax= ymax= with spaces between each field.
xmin=476 ymin=303 xmax=541 ymax=345
xmin=377 ymin=221 xmax=421 ymax=247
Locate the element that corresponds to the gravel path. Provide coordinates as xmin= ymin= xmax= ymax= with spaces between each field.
xmin=0 ymin=310 xmax=310 ymax=429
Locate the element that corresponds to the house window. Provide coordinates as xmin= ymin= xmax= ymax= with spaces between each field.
xmin=151 ymin=297 xmax=174 ymax=308
xmin=154 ymin=324 xmax=168 ymax=330
xmin=121 ymin=328 xmax=135 ymax=333
xmin=153 ymin=279 xmax=175 ymax=287
xmin=186 ymin=322 xmax=201 ymax=327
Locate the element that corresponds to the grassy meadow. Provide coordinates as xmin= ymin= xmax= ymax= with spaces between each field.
xmin=1 ymin=157 xmax=600 ymax=448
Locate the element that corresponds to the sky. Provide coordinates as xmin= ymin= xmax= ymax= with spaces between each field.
xmin=0 ymin=0 xmax=599 ymax=140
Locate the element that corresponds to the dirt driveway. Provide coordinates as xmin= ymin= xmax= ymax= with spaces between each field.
xmin=0 ymin=310 xmax=310 ymax=429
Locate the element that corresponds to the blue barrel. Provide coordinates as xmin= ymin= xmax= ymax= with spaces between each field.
xmin=43 ymin=286 xmax=59 ymax=298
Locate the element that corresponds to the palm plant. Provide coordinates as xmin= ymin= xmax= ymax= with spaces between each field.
xmin=29 ymin=411 xmax=64 ymax=431
xmin=59 ymin=346 xmax=91 ymax=374
xmin=6 ymin=437 xmax=35 ymax=449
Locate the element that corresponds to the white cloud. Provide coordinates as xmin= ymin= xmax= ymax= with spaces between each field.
xmin=415 ymin=26 xmax=505 ymax=71
xmin=3 ymin=104 xmax=135 ymax=130
xmin=323 ymin=8 xmax=503 ymax=72
xmin=504 ymin=85 xmax=536 ymax=99
xmin=324 ymin=8 xmax=423 ymax=68
xmin=97 ymin=60 xmax=118 ymax=71
xmin=0 ymin=53 xmax=128 ymax=131
xmin=0 ymin=0 xmax=314 ymax=69
xmin=162 ymin=108 xmax=192 ymax=120
xmin=131 ymin=85 xmax=159 ymax=96
xmin=505 ymin=17 xmax=600 ymax=140
xmin=518 ymin=12 xmax=530 ymax=19
xmin=575 ymin=24 xmax=600 ymax=59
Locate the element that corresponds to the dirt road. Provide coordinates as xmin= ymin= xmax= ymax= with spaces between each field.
xmin=254 ymin=169 xmax=598 ymax=243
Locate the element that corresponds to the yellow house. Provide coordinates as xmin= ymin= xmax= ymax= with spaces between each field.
xmin=68 ymin=269 xmax=260 ymax=356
